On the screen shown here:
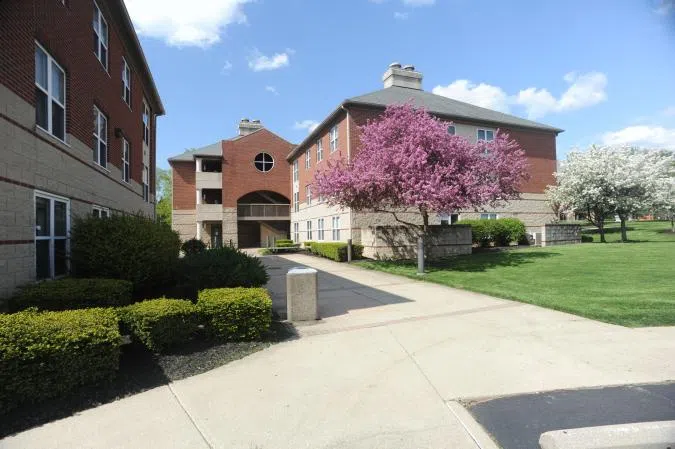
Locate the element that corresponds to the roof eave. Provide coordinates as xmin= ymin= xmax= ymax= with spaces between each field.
xmin=286 ymin=103 xmax=347 ymax=161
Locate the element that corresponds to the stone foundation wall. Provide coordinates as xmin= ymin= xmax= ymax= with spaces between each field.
xmin=360 ymin=225 xmax=472 ymax=260
xmin=541 ymin=223 xmax=581 ymax=246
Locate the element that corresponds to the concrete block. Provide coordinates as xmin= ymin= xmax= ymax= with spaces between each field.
xmin=286 ymin=267 xmax=318 ymax=321
xmin=539 ymin=420 xmax=675 ymax=449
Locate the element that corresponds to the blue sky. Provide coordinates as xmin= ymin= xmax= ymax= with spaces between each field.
xmin=124 ymin=0 xmax=675 ymax=169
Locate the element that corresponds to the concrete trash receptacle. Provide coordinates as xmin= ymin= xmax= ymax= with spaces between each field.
xmin=286 ymin=267 xmax=318 ymax=321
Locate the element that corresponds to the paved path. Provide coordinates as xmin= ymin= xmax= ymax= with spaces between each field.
xmin=4 ymin=254 xmax=675 ymax=449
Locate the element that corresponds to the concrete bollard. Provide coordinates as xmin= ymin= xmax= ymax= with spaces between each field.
xmin=286 ymin=267 xmax=319 ymax=321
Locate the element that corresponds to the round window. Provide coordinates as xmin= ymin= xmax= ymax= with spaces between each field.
xmin=254 ymin=152 xmax=274 ymax=172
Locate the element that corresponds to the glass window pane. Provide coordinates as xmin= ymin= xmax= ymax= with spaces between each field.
xmin=486 ymin=130 xmax=494 ymax=141
xmin=52 ymin=102 xmax=65 ymax=140
xmin=35 ymin=89 xmax=49 ymax=129
xmin=35 ymin=46 xmax=48 ymax=88
xmin=36 ymin=240 xmax=50 ymax=280
xmin=54 ymin=200 xmax=67 ymax=236
xmin=93 ymin=208 xmax=99 ymax=218
xmin=51 ymin=63 xmax=64 ymax=103
xmin=94 ymin=33 xmax=99 ymax=55
xmin=54 ymin=239 xmax=67 ymax=276
xmin=101 ymin=20 xmax=108 ymax=44
xmin=99 ymin=142 xmax=107 ymax=167
xmin=36 ymin=197 xmax=50 ymax=236
xmin=478 ymin=130 xmax=485 ymax=140
xmin=93 ymin=8 xmax=99 ymax=31
xmin=100 ymin=46 xmax=107 ymax=68
xmin=99 ymin=114 xmax=106 ymax=138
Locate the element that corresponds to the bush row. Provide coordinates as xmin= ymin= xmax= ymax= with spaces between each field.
xmin=0 ymin=288 xmax=273 ymax=411
xmin=456 ymin=218 xmax=527 ymax=247
xmin=309 ymin=242 xmax=364 ymax=262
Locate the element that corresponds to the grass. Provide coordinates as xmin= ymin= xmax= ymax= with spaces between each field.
xmin=357 ymin=221 xmax=675 ymax=327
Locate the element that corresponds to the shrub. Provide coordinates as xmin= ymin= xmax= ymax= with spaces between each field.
xmin=197 ymin=288 xmax=272 ymax=341
xmin=275 ymin=239 xmax=294 ymax=246
xmin=8 ymin=278 xmax=133 ymax=312
xmin=0 ymin=308 xmax=121 ymax=412
xmin=178 ymin=247 xmax=269 ymax=299
xmin=70 ymin=214 xmax=181 ymax=297
xmin=118 ymin=299 xmax=200 ymax=353
xmin=581 ymin=234 xmax=594 ymax=243
xmin=304 ymin=241 xmax=316 ymax=248
xmin=276 ymin=241 xmax=300 ymax=248
xmin=310 ymin=242 xmax=364 ymax=262
xmin=497 ymin=218 xmax=527 ymax=245
xmin=181 ymin=238 xmax=207 ymax=255
xmin=457 ymin=218 xmax=526 ymax=247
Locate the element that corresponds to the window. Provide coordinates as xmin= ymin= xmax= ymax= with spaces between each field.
xmin=332 ymin=216 xmax=340 ymax=240
xmin=254 ymin=152 xmax=274 ymax=172
xmin=35 ymin=192 xmax=69 ymax=280
xmin=440 ymin=213 xmax=459 ymax=225
xmin=142 ymin=165 xmax=149 ymax=202
xmin=306 ymin=221 xmax=313 ymax=240
xmin=293 ymin=160 xmax=299 ymax=182
xmin=447 ymin=125 xmax=456 ymax=135
xmin=317 ymin=218 xmax=325 ymax=240
xmin=305 ymin=148 xmax=311 ymax=169
xmin=122 ymin=138 xmax=130 ymax=183
xmin=477 ymin=129 xmax=494 ymax=141
xmin=142 ymin=100 xmax=150 ymax=145
xmin=480 ymin=213 xmax=498 ymax=220
xmin=293 ymin=191 xmax=299 ymax=212
xmin=122 ymin=58 xmax=131 ymax=106
xmin=35 ymin=43 xmax=66 ymax=141
xmin=293 ymin=222 xmax=299 ymax=243
xmin=305 ymin=185 xmax=312 ymax=206
xmin=316 ymin=139 xmax=323 ymax=162
xmin=329 ymin=125 xmax=338 ymax=152
xmin=93 ymin=106 xmax=107 ymax=168
xmin=92 ymin=205 xmax=110 ymax=218
xmin=93 ymin=2 xmax=108 ymax=69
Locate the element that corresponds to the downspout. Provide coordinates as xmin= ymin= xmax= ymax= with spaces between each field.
xmin=342 ymin=105 xmax=353 ymax=243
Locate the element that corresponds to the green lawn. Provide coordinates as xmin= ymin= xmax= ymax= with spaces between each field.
xmin=357 ymin=221 xmax=675 ymax=327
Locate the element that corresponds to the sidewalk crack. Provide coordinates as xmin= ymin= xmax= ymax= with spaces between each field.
xmin=167 ymin=383 xmax=214 ymax=449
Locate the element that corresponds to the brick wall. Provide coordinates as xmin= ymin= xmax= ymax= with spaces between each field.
xmin=172 ymin=161 xmax=196 ymax=210
xmin=0 ymin=0 xmax=159 ymax=194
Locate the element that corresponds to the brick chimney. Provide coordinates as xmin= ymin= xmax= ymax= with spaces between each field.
xmin=382 ymin=62 xmax=423 ymax=90
xmin=238 ymin=118 xmax=264 ymax=136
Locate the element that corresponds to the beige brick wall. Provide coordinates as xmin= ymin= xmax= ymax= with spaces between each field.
xmin=172 ymin=210 xmax=197 ymax=242
xmin=542 ymin=223 xmax=581 ymax=246
xmin=361 ymin=225 xmax=472 ymax=260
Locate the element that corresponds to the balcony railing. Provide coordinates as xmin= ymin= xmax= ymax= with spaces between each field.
xmin=237 ymin=203 xmax=290 ymax=220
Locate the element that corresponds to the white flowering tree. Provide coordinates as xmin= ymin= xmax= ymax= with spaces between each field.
xmin=653 ymin=153 xmax=675 ymax=232
xmin=550 ymin=146 xmax=673 ymax=242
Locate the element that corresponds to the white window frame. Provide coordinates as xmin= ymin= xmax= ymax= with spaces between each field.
xmin=35 ymin=42 xmax=66 ymax=142
xmin=293 ymin=160 xmax=299 ymax=182
xmin=332 ymin=216 xmax=340 ymax=240
xmin=254 ymin=152 xmax=274 ymax=173
xmin=480 ymin=213 xmax=498 ymax=220
xmin=293 ymin=222 xmax=299 ymax=243
xmin=477 ymin=128 xmax=495 ymax=142
xmin=122 ymin=58 xmax=131 ymax=107
xmin=305 ymin=148 xmax=311 ymax=169
xmin=305 ymin=185 xmax=312 ymax=206
xmin=142 ymin=99 xmax=151 ymax=146
xmin=317 ymin=218 xmax=325 ymax=241
xmin=142 ymin=165 xmax=150 ymax=203
xmin=306 ymin=220 xmax=313 ymax=240
xmin=34 ymin=191 xmax=70 ymax=280
xmin=293 ymin=191 xmax=299 ymax=213
xmin=329 ymin=125 xmax=338 ymax=152
xmin=92 ymin=205 xmax=110 ymax=218
xmin=316 ymin=139 xmax=323 ymax=162
xmin=93 ymin=1 xmax=108 ymax=70
xmin=122 ymin=138 xmax=130 ymax=183
xmin=93 ymin=106 xmax=107 ymax=168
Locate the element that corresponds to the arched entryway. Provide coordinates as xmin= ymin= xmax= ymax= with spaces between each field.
xmin=236 ymin=191 xmax=290 ymax=248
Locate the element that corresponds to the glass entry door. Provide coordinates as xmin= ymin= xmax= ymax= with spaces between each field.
xmin=211 ymin=223 xmax=222 ymax=248
xmin=35 ymin=192 xmax=69 ymax=280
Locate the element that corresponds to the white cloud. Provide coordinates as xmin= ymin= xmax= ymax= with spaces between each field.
xmin=434 ymin=71 xmax=607 ymax=119
xmin=432 ymin=80 xmax=510 ymax=112
xmin=248 ymin=49 xmax=291 ymax=72
xmin=221 ymin=60 xmax=233 ymax=74
xmin=655 ymin=0 xmax=674 ymax=15
xmin=265 ymin=85 xmax=279 ymax=95
xmin=663 ymin=106 xmax=675 ymax=116
xmin=294 ymin=120 xmax=319 ymax=133
xmin=394 ymin=11 xmax=409 ymax=19
xmin=125 ymin=0 xmax=250 ymax=47
xmin=403 ymin=0 xmax=435 ymax=5
xmin=602 ymin=125 xmax=675 ymax=148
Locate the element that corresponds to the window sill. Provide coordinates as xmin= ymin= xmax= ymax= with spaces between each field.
xmin=35 ymin=125 xmax=70 ymax=148
xmin=92 ymin=161 xmax=111 ymax=173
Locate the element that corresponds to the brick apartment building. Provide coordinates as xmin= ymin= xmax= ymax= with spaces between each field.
xmin=169 ymin=120 xmax=293 ymax=248
xmin=0 ymin=0 xmax=164 ymax=298
xmin=287 ymin=63 xmax=563 ymax=246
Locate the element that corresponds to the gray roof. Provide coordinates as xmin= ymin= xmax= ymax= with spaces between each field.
xmin=346 ymin=86 xmax=563 ymax=133
xmin=168 ymin=141 xmax=222 ymax=162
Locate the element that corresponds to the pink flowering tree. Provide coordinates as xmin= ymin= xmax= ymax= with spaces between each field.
xmin=313 ymin=103 xmax=529 ymax=256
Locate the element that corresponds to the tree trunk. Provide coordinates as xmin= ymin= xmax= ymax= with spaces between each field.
xmin=671 ymin=216 xmax=674 ymax=233
xmin=619 ymin=216 xmax=628 ymax=243
xmin=417 ymin=208 xmax=430 ymax=274
xmin=598 ymin=219 xmax=606 ymax=243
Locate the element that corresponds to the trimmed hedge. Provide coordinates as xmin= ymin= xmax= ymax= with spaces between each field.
xmin=581 ymin=234 xmax=594 ymax=243
xmin=276 ymin=241 xmax=300 ymax=248
xmin=178 ymin=247 xmax=269 ymax=298
xmin=457 ymin=218 xmax=527 ymax=247
xmin=304 ymin=241 xmax=316 ymax=248
xmin=197 ymin=288 xmax=272 ymax=341
xmin=0 ymin=308 xmax=121 ymax=412
xmin=8 ymin=278 xmax=133 ymax=312
xmin=275 ymin=239 xmax=294 ymax=246
xmin=70 ymin=214 xmax=181 ymax=296
xmin=310 ymin=242 xmax=364 ymax=262
xmin=118 ymin=299 xmax=200 ymax=353
xmin=181 ymin=238 xmax=207 ymax=255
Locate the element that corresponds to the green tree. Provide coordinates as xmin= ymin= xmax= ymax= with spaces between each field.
xmin=156 ymin=167 xmax=172 ymax=226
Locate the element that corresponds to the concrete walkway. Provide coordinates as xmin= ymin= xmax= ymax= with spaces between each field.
xmin=4 ymin=254 xmax=675 ymax=449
